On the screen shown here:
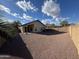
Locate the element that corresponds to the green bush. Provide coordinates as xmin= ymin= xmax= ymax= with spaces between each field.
xmin=60 ymin=20 xmax=69 ymax=26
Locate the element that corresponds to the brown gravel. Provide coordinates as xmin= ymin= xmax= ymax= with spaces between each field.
xmin=20 ymin=32 xmax=79 ymax=59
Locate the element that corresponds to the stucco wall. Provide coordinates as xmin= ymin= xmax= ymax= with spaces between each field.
xmin=69 ymin=25 xmax=79 ymax=54
xmin=20 ymin=21 xmax=46 ymax=33
xmin=53 ymin=26 xmax=69 ymax=32
xmin=33 ymin=21 xmax=45 ymax=32
xmin=19 ymin=27 xmax=24 ymax=33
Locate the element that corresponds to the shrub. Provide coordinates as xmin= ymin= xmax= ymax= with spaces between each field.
xmin=60 ymin=20 xmax=69 ymax=26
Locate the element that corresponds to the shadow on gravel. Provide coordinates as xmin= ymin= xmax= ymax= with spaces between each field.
xmin=34 ymin=29 xmax=66 ymax=35
xmin=0 ymin=34 xmax=33 ymax=59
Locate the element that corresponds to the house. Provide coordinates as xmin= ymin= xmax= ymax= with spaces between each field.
xmin=19 ymin=20 xmax=46 ymax=33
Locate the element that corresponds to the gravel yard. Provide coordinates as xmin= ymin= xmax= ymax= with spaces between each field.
xmin=0 ymin=31 xmax=79 ymax=59
xmin=20 ymin=32 xmax=79 ymax=59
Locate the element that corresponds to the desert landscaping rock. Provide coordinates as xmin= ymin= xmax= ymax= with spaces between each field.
xmin=20 ymin=33 xmax=79 ymax=59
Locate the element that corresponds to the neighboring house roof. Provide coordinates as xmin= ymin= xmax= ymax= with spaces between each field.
xmin=22 ymin=20 xmax=46 ymax=27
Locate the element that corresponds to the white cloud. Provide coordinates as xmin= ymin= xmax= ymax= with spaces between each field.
xmin=0 ymin=4 xmax=20 ymax=17
xmin=56 ymin=17 xmax=70 ymax=22
xmin=41 ymin=19 xmax=54 ymax=24
xmin=16 ymin=0 xmax=38 ymax=12
xmin=52 ymin=17 xmax=70 ymax=25
xmin=0 ymin=4 xmax=35 ymax=22
xmin=42 ymin=0 xmax=70 ymax=25
xmin=22 ymin=13 xmax=33 ymax=21
xmin=0 ymin=17 xmax=14 ymax=23
xmin=60 ymin=17 xmax=70 ymax=21
xmin=41 ymin=17 xmax=70 ymax=25
xmin=11 ymin=13 xmax=18 ymax=17
xmin=0 ymin=4 xmax=11 ymax=14
xmin=42 ymin=0 xmax=60 ymax=19
xmin=15 ymin=13 xmax=34 ymax=21
xmin=23 ymin=13 xmax=32 ymax=19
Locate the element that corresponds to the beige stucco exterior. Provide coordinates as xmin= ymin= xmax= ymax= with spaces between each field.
xmin=31 ymin=21 xmax=45 ymax=32
xmin=69 ymin=25 xmax=79 ymax=55
xmin=20 ymin=21 xmax=46 ymax=33
xmin=19 ymin=27 xmax=24 ymax=33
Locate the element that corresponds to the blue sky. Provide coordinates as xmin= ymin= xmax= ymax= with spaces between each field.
xmin=0 ymin=0 xmax=79 ymax=24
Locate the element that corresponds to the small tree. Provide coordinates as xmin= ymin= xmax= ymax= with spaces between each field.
xmin=0 ymin=19 xmax=12 ymax=39
xmin=51 ymin=24 xmax=55 ymax=28
xmin=0 ymin=19 xmax=5 ymax=26
xmin=11 ymin=20 xmax=21 ymax=33
xmin=46 ymin=23 xmax=55 ymax=29
xmin=12 ymin=20 xmax=21 ymax=26
xmin=60 ymin=20 xmax=69 ymax=26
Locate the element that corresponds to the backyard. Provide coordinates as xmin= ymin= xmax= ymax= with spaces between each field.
xmin=0 ymin=28 xmax=79 ymax=59
xmin=0 ymin=0 xmax=79 ymax=59
xmin=20 ymin=30 xmax=79 ymax=59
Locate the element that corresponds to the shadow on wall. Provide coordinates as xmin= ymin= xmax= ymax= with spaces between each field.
xmin=66 ymin=36 xmax=79 ymax=59
xmin=69 ymin=25 xmax=79 ymax=58
xmin=0 ymin=34 xmax=33 ymax=59
xmin=34 ymin=29 xmax=66 ymax=35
